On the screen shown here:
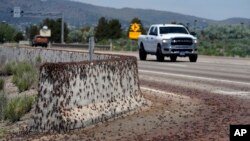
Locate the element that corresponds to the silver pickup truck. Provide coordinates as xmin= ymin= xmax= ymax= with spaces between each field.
xmin=138 ymin=24 xmax=198 ymax=62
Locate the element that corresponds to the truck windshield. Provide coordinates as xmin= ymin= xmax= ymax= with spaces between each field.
xmin=160 ymin=27 xmax=189 ymax=34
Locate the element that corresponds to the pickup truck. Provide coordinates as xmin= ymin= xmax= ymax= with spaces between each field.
xmin=31 ymin=35 xmax=48 ymax=48
xmin=138 ymin=24 xmax=198 ymax=62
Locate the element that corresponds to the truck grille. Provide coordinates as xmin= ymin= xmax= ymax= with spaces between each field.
xmin=171 ymin=38 xmax=193 ymax=45
xmin=172 ymin=49 xmax=193 ymax=52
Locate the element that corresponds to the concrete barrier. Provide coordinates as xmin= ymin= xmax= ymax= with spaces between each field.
xmin=0 ymin=46 xmax=149 ymax=132
xmin=52 ymin=43 xmax=111 ymax=51
xmin=0 ymin=46 xmax=110 ymax=66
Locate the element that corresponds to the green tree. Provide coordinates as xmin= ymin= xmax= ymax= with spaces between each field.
xmin=108 ymin=19 xmax=122 ymax=39
xmin=25 ymin=25 xmax=39 ymax=40
xmin=14 ymin=32 xmax=24 ymax=42
xmin=81 ymin=26 xmax=95 ymax=43
xmin=95 ymin=17 xmax=122 ymax=41
xmin=95 ymin=17 xmax=109 ymax=41
xmin=128 ymin=17 xmax=146 ymax=35
xmin=68 ymin=30 xmax=83 ymax=43
xmin=0 ymin=23 xmax=16 ymax=43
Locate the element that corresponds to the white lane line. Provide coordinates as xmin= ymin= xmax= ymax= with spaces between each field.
xmin=198 ymin=61 xmax=210 ymax=63
xmin=139 ymin=63 xmax=187 ymax=67
xmin=141 ymin=87 xmax=175 ymax=95
xmin=139 ymin=69 xmax=250 ymax=86
xmin=213 ymin=90 xmax=250 ymax=96
xmin=140 ymin=87 xmax=190 ymax=100
xmin=198 ymin=60 xmax=250 ymax=66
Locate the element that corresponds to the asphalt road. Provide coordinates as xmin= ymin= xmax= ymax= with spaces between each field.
xmin=138 ymin=54 xmax=250 ymax=98
xmin=91 ymin=48 xmax=250 ymax=95
xmin=136 ymin=54 xmax=250 ymax=140
xmin=28 ymin=46 xmax=250 ymax=96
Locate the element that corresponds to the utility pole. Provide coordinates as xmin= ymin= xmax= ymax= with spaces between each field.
xmin=61 ymin=13 xmax=64 ymax=44
xmin=194 ymin=20 xmax=197 ymax=31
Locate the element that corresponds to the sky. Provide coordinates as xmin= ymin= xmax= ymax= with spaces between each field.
xmin=71 ymin=0 xmax=250 ymax=20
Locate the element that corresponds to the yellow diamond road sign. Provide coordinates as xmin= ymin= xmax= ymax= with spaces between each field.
xmin=129 ymin=23 xmax=141 ymax=40
xmin=131 ymin=23 xmax=140 ymax=32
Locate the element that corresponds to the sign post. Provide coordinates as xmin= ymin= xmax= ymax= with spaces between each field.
xmin=89 ymin=37 xmax=95 ymax=62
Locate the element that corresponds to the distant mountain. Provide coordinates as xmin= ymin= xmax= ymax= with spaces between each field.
xmin=220 ymin=18 xmax=250 ymax=25
xmin=0 ymin=0 xmax=249 ymax=29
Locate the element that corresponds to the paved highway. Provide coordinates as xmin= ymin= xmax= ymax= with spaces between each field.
xmin=5 ymin=45 xmax=250 ymax=96
xmin=94 ymin=49 xmax=250 ymax=96
xmin=67 ymin=49 xmax=250 ymax=140
xmin=35 ymin=46 xmax=250 ymax=96
xmin=138 ymin=55 xmax=250 ymax=98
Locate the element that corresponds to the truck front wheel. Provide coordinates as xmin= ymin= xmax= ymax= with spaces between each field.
xmin=170 ymin=55 xmax=177 ymax=62
xmin=189 ymin=54 xmax=198 ymax=62
xmin=156 ymin=46 xmax=164 ymax=62
xmin=139 ymin=44 xmax=147 ymax=61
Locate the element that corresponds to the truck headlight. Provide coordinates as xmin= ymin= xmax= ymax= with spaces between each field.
xmin=193 ymin=39 xmax=198 ymax=44
xmin=162 ymin=39 xmax=170 ymax=43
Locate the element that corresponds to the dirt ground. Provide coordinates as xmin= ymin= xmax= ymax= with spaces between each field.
xmin=1 ymin=79 xmax=250 ymax=141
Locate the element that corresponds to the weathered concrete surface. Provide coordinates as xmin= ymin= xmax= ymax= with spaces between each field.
xmin=0 ymin=46 xmax=111 ymax=66
xmin=0 ymin=46 xmax=149 ymax=132
xmin=31 ymin=58 xmax=148 ymax=132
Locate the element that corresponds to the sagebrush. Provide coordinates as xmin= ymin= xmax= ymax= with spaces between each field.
xmin=0 ymin=78 xmax=4 ymax=91
xmin=2 ymin=62 xmax=16 ymax=76
xmin=0 ymin=91 xmax=7 ymax=121
xmin=10 ymin=62 xmax=38 ymax=92
xmin=4 ymin=95 xmax=36 ymax=122
xmin=197 ymin=25 xmax=250 ymax=57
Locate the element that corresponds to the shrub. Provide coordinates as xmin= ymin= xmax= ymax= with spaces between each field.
xmin=197 ymin=25 xmax=250 ymax=57
xmin=35 ymin=55 xmax=42 ymax=65
xmin=2 ymin=62 xmax=16 ymax=76
xmin=0 ymin=128 xmax=8 ymax=139
xmin=12 ymin=62 xmax=37 ymax=92
xmin=13 ymin=72 xmax=36 ymax=92
xmin=0 ymin=78 xmax=4 ymax=91
xmin=0 ymin=91 xmax=7 ymax=121
xmin=4 ymin=95 xmax=36 ymax=122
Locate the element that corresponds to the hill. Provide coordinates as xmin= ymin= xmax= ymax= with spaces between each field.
xmin=220 ymin=18 xmax=250 ymax=25
xmin=0 ymin=0 xmax=249 ymax=28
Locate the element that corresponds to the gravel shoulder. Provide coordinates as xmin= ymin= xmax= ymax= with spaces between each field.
xmin=2 ymin=78 xmax=250 ymax=141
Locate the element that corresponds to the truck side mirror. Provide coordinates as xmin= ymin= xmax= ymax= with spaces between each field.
xmin=190 ymin=32 xmax=196 ymax=36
